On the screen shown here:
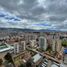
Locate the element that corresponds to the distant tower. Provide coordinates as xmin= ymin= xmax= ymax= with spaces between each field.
xmin=14 ymin=42 xmax=19 ymax=54
xmin=56 ymin=39 xmax=61 ymax=52
xmin=39 ymin=32 xmax=47 ymax=51
xmin=20 ymin=41 xmax=26 ymax=51
xmin=52 ymin=39 xmax=56 ymax=51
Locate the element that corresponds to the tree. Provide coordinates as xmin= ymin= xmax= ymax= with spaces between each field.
xmin=4 ymin=52 xmax=15 ymax=67
xmin=46 ymin=45 xmax=52 ymax=53
xmin=0 ymin=59 xmax=3 ymax=66
xmin=19 ymin=64 xmax=25 ymax=67
xmin=62 ymin=40 xmax=67 ymax=47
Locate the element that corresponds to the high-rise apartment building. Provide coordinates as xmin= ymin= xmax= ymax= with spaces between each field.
xmin=30 ymin=40 xmax=36 ymax=47
xmin=52 ymin=39 xmax=56 ymax=51
xmin=56 ymin=39 xmax=61 ymax=52
xmin=20 ymin=41 xmax=26 ymax=51
xmin=14 ymin=42 xmax=19 ymax=54
xmin=52 ymin=34 xmax=62 ymax=52
xmin=39 ymin=36 xmax=47 ymax=51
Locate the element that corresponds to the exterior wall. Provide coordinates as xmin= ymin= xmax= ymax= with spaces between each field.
xmin=20 ymin=41 xmax=26 ymax=51
xmin=30 ymin=40 xmax=36 ymax=47
xmin=39 ymin=36 xmax=47 ymax=51
xmin=52 ymin=39 xmax=56 ymax=51
xmin=56 ymin=39 xmax=61 ymax=52
xmin=14 ymin=43 xmax=19 ymax=54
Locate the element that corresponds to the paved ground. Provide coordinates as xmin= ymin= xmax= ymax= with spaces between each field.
xmin=64 ymin=65 xmax=67 ymax=67
xmin=60 ymin=63 xmax=67 ymax=67
xmin=63 ymin=54 xmax=67 ymax=67
xmin=64 ymin=54 xmax=67 ymax=63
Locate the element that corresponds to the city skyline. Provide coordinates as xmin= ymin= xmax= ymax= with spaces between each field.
xmin=0 ymin=0 xmax=67 ymax=67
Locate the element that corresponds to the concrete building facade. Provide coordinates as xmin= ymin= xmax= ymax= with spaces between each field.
xmin=39 ymin=36 xmax=47 ymax=51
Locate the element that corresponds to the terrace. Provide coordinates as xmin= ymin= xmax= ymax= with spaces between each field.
xmin=0 ymin=43 xmax=14 ymax=53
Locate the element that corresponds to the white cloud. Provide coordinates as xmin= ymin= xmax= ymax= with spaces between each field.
xmin=0 ymin=0 xmax=67 ymax=31
xmin=17 ymin=0 xmax=24 ymax=5
xmin=37 ymin=0 xmax=46 ymax=8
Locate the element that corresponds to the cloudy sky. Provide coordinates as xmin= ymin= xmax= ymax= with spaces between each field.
xmin=0 ymin=0 xmax=67 ymax=31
